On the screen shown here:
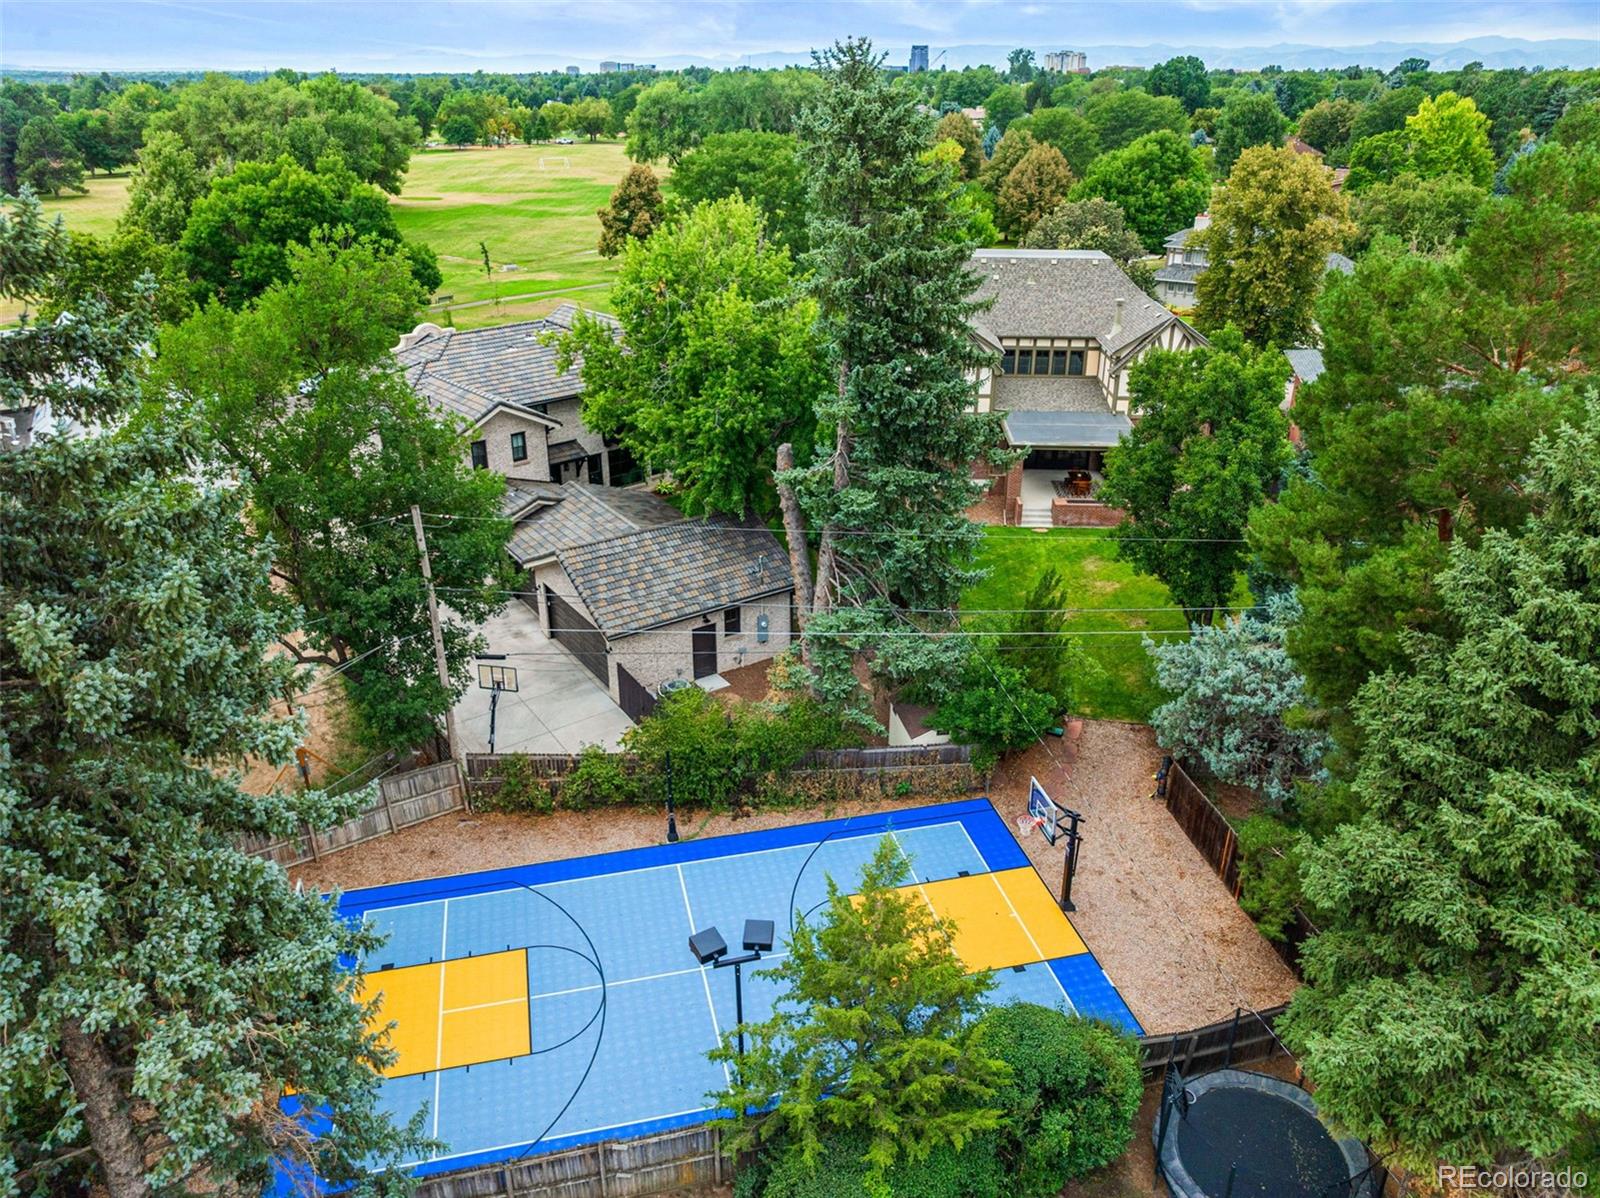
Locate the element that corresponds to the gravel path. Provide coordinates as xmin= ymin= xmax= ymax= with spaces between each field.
xmin=292 ymin=720 xmax=1296 ymax=1036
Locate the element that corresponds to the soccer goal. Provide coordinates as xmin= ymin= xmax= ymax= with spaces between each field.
xmin=537 ymin=156 xmax=571 ymax=171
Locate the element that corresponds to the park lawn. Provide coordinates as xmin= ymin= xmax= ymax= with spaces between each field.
xmin=962 ymin=527 xmax=1189 ymax=723
xmin=393 ymin=141 xmax=642 ymax=309
xmin=0 ymin=172 xmax=132 ymax=323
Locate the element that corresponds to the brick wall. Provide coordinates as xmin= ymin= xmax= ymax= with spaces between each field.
xmin=1051 ymin=498 xmax=1121 ymax=527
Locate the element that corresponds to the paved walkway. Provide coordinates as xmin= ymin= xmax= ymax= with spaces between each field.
xmin=453 ymin=603 xmax=633 ymax=755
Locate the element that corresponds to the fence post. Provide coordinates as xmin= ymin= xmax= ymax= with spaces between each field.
xmin=303 ymin=822 xmax=321 ymax=860
xmin=379 ymin=778 xmax=398 ymax=835
xmin=595 ymin=1142 xmax=608 ymax=1198
xmin=713 ymin=1126 xmax=722 ymax=1185
xmin=1223 ymin=1006 xmax=1241 ymax=1069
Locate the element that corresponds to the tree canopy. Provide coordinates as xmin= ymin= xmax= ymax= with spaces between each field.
xmin=995 ymin=141 xmax=1075 ymax=241
xmin=1213 ymin=91 xmax=1290 ymax=174
xmin=596 ymin=162 xmax=663 ymax=257
xmin=669 ymin=130 xmax=807 ymax=253
xmin=1070 ymin=129 xmax=1211 ymax=250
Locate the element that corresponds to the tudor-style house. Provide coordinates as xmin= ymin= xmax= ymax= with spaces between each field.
xmin=392 ymin=302 xmax=637 ymax=486
xmin=966 ymin=248 xmax=1207 ymax=527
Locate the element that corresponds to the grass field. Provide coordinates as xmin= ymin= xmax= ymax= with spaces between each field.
xmin=962 ymin=527 xmax=1190 ymax=723
xmin=26 ymin=171 xmax=131 ymax=239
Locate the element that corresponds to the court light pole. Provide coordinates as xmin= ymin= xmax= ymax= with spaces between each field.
xmin=688 ymin=919 xmax=774 ymax=1061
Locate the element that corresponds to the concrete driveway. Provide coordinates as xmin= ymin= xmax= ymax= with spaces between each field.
xmin=453 ymin=601 xmax=634 ymax=755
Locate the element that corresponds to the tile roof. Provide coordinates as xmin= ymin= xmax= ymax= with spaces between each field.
xmin=991 ymin=374 xmax=1110 ymax=413
xmin=1284 ymin=347 xmax=1326 ymax=385
xmin=506 ymin=482 xmax=681 ymax=566
xmin=392 ymin=303 xmax=618 ymax=424
xmin=559 ymin=519 xmax=793 ymax=635
xmin=967 ymin=250 xmax=1178 ymax=358
xmin=501 ymin=480 xmax=563 ymax=520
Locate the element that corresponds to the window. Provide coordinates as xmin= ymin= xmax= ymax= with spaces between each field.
xmin=510 ymin=431 xmax=528 ymax=462
xmin=1068 ymin=350 xmax=1086 ymax=376
xmin=585 ymin=453 xmax=604 ymax=485
xmin=1050 ymin=349 xmax=1068 ymax=376
xmin=724 ymin=607 xmax=741 ymax=634
xmin=1015 ymin=348 xmax=1033 ymax=375
xmin=1001 ymin=349 xmax=1016 ymax=374
xmin=470 ymin=439 xmax=488 ymax=470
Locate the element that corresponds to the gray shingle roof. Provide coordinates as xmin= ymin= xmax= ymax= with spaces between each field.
xmin=967 ymin=249 xmax=1177 ymax=358
xmin=1163 ymin=227 xmax=1196 ymax=250
xmin=1284 ymin=347 xmax=1325 ymax=384
xmin=506 ymin=482 xmax=681 ymax=566
xmin=1325 ymin=252 xmax=1355 ymax=274
xmin=991 ymin=374 xmax=1109 ymax=413
xmin=559 ymin=519 xmax=792 ymax=635
xmin=1003 ymin=410 xmax=1132 ymax=449
xmin=393 ymin=302 xmax=617 ymax=425
xmin=1154 ymin=261 xmax=1205 ymax=284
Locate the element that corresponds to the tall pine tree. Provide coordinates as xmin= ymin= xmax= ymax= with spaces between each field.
xmin=776 ymin=37 xmax=1010 ymax=715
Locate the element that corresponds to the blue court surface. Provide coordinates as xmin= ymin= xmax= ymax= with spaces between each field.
xmin=331 ymin=797 xmax=1141 ymax=1176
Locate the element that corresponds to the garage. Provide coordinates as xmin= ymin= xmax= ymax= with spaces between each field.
xmin=547 ymin=590 xmax=609 ymax=685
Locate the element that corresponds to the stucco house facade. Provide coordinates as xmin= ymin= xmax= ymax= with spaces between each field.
xmin=965 ymin=248 xmax=1208 ymax=526
xmin=393 ymin=303 xmax=637 ymax=487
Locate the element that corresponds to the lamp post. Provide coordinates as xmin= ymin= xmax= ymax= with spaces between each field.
xmin=688 ymin=918 xmax=774 ymax=1060
xmin=665 ymin=751 xmax=679 ymax=843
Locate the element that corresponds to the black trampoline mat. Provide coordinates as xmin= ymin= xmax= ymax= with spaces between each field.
xmin=1174 ymin=1085 xmax=1353 ymax=1198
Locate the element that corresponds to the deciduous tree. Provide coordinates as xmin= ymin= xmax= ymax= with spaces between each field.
xmin=669 ymin=130 xmax=807 ymax=252
xmin=625 ymin=80 xmax=698 ymax=164
xmin=1195 ymin=145 xmax=1351 ymax=347
xmin=1069 ymin=129 xmax=1211 ymax=250
xmin=119 ymin=129 xmax=207 ymax=244
xmin=933 ymin=110 xmax=984 ymax=179
xmin=1146 ymin=55 xmax=1212 ymax=114
xmin=1213 ymin=91 xmax=1289 ymax=174
xmin=995 ymin=141 xmax=1074 ymax=240
xmin=596 ymin=162 xmax=663 ymax=256
xmin=1084 ymin=88 xmax=1187 ymax=152
xmin=15 ymin=115 xmax=85 ymax=196
xmin=977 ymin=125 xmax=1036 ymax=193
xmin=1022 ymin=197 xmax=1159 ymax=295
xmin=1013 ymin=106 xmax=1100 ymax=176
xmin=1348 ymin=170 xmax=1485 ymax=253
xmin=1405 ymin=89 xmax=1495 ymax=186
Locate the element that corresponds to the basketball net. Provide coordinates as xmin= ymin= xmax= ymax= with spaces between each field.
xmin=1016 ymin=814 xmax=1045 ymax=839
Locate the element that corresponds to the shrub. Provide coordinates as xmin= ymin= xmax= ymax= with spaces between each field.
xmin=623 ymin=685 xmax=739 ymax=807
xmin=977 ymin=1003 xmax=1144 ymax=1194
xmin=746 ymin=1129 xmax=1004 ymax=1198
xmin=477 ymin=754 xmax=554 ymax=814
xmin=560 ymin=744 xmax=639 ymax=808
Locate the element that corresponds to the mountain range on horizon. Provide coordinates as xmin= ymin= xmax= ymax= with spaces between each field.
xmin=3 ymin=34 xmax=1595 ymax=78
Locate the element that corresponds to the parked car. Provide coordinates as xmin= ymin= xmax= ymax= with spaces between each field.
xmin=554 ymin=137 xmax=575 ymax=145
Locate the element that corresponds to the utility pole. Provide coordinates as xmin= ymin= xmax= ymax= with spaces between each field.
xmin=411 ymin=505 xmax=465 ymax=779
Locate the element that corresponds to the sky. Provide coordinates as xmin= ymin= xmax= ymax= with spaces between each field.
xmin=4 ymin=0 xmax=1598 ymax=73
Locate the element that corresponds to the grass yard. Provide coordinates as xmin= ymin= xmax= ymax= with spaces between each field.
xmin=393 ymin=141 xmax=640 ymax=310
xmin=1 ymin=172 xmax=132 ymax=323
xmin=963 ymin=527 xmax=1189 ymax=723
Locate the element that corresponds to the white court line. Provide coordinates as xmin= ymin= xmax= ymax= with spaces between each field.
xmin=432 ymin=899 xmax=449 ymax=1138
xmin=675 ymin=862 xmax=732 ymax=1088
xmin=443 ymin=994 xmax=528 ymax=1015
xmin=953 ymin=820 xmax=1076 ymax=1011
xmin=530 ymin=953 xmax=790 ymax=1002
xmin=360 ymin=821 xmax=970 ymax=915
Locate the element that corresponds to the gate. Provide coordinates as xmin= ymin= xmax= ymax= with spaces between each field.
xmin=616 ymin=664 xmax=657 ymax=724
xmin=548 ymin=590 xmax=609 ymax=685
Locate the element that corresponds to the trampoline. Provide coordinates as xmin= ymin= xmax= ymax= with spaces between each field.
xmin=1154 ymin=1069 xmax=1376 ymax=1198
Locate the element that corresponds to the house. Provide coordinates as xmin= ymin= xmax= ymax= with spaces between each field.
xmin=393 ymin=303 xmax=637 ymax=486
xmin=502 ymin=480 xmax=794 ymax=716
xmin=1155 ymin=214 xmax=1356 ymax=307
xmin=965 ymin=248 xmax=1207 ymax=527
xmin=1282 ymin=346 xmax=1325 ymax=448
xmin=1285 ymin=135 xmax=1325 ymax=159
xmin=961 ymin=106 xmax=987 ymax=131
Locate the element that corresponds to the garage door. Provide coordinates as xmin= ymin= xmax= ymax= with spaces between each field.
xmin=547 ymin=590 xmax=609 ymax=685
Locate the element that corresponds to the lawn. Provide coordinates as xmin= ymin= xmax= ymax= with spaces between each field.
xmin=962 ymin=527 xmax=1189 ymax=723
xmin=392 ymin=140 xmax=641 ymax=310
xmin=1 ymin=172 xmax=132 ymax=323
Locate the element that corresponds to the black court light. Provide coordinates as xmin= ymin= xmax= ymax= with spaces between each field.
xmin=689 ymin=918 xmax=774 ymax=1059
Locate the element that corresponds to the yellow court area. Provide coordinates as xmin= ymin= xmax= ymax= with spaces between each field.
xmin=359 ymin=949 xmax=531 ymax=1078
xmin=903 ymin=867 xmax=1087 ymax=972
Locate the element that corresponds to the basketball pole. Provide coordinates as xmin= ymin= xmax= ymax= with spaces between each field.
xmin=665 ymin=751 xmax=679 ymax=843
xmin=1059 ymin=808 xmax=1084 ymax=912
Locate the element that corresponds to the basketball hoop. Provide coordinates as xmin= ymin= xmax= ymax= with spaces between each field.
xmin=1016 ymin=814 xmax=1045 ymax=839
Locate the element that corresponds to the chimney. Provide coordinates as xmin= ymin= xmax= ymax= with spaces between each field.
xmin=1111 ymin=298 xmax=1124 ymax=336
xmin=1194 ymin=211 xmax=1212 ymax=230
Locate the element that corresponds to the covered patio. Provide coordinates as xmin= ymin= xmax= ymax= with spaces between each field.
xmin=1003 ymin=410 xmax=1131 ymax=526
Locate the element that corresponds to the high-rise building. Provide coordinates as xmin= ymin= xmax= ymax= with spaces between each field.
xmin=910 ymin=45 xmax=929 ymax=72
xmin=1045 ymin=50 xmax=1089 ymax=74
xmin=564 ymin=65 xmax=580 ymax=75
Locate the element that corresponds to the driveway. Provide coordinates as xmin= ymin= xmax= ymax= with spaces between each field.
xmin=453 ymin=601 xmax=634 ymax=755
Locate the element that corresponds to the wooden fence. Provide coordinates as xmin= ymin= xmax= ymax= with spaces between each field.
xmin=1137 ymin=1003 xmax=1290 ymax=1080
xmin=414 ymin=1124 xmax=722 ymax=1198
xmin=239 ymin=760 xmax=466 ymax=867
xmin=1160 ymin=757 xmax=1320 ymax=974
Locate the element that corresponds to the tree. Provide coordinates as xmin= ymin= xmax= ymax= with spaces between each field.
xmin=778 ymin=38 xmax=1010 ymax=716
xmin=540 ymin=100 xmax=573 ymax=139
xmin=440 ymin=112 xmax=477 ymax=146
xmin=119 ymin=129 xmax=207 ymax=244
xmin=596 ymin=162 xmax=663 ymax=257
xmin=1350 ymin=84 xmax=1425 ymax=143
xmin=981 ymin=84 xmax=1026 ymax=134
xmin=1146 ymin=55 xmax=1212 ymax=114
xmin=150 ymin=239 xmax=513 ymax=751
xmin=1146 ymin=595 xmax=1331 ymax=807
xmin=977 ymin=125 xmax=1037 ymax=193
xmin=1405 ymin=89 xmax=1494 ymax=187
xmin=1013 ymin=106 xmax=1100 ymax=176
xmin=1343 ymin=127 xmax=1412 ymax=191
xmin=1213 ymin=92 xmax=1290 ymax=174
xmin=0 ymin=189 xmax=422 ymax=1198
xmin=1279 ymin=400 xmax=1600 ymax=1173
xmin=571 ymin=96 xmax=613 ymax=142
xmin=1022 ymin=197 xmax=1158 ymax=296
xmin=1295 ymin=97 xmax=1358 ymax=163
xmin=1084 ymin=89 xmax=1188 ymax=152
xmin=995 ymin=141 xmax=1075 ymax=241
xmin=669 ymin=130 xmax=807 ymax=252
xmin=1006 ymin=48 xmax=1037 ymax=83
xmin=625 ymin=80 xmax=698 ymax=163
xmin=933 ymin=110 xmax=984 ymax=179
xmin=564 ymin=195 xmax=824 ymax=517
xmin=1069 ymin=129 xmax=1211 ymax=251
xmin=709 ymin=838 xmax=1009 ymax=1175
xmin=976 ymin=1004 xmax=1144 ymax=1195
xmin=928 ymin=645 xmax=1060 ymax=769
xmin=1195 ymin=145 xmax=1352 ymax=347
xmin=1349 ymin=170 xmax=1485 ymax=253
xmin=1097 ymin=327 xmax=1292 ymax=625
xmin=15 ymin=115 xmax=86 ymax=196
xmin=1249 ymin=138 xmax=1599 ymax=714
xmin=177 ymin=155 xmax=439 ymax=309
xmin=58 ymin=108 xmax=128 ymax=174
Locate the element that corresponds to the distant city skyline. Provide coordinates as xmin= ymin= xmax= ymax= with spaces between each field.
xmin=3 ymin=0 xmax=1597 ymax=73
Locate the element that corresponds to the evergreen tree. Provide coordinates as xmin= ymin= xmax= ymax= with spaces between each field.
xmin=933 ymin=110 xmax=984 ymax=180
xmin=709 ymin=838 xmax=1009 ymax=1175
xmin=1280 ymin=398 xmax=1600 ymax=1173
xmin=0 ymin=190 xmax=421 ymax=1198
xmin=596 ymin=163 xmax=663 ymax=257
xmin=777 ymin=38 xmax=1010 ymax=716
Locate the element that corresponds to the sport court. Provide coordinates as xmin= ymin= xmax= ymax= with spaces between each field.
xmin=341 ymin=798 xmax=1140 ymax=1174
